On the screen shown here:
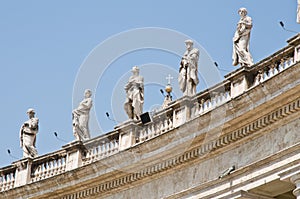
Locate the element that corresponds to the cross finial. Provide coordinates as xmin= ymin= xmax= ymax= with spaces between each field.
xmin=166 ymin=74 xmax=173 ymax=85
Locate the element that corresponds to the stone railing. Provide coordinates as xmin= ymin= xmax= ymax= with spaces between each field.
xmin=190 ymin=86 xmax=231 ymax=120
xmin=136 ymin=107 xmax=174 ymax=144
xmin=0 ymin=166 xmax=15 ymax=192
xmin=251 ymin=46 xmax=295 ymax=87
xmin=82 ymin=134 xmax=119 ymax=166
xmin=31 ymin=151 xmax=67 ymax=182
xmin=1 ymin=33 xmax=300 ymax=193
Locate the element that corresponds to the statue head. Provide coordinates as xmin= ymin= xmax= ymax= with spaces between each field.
xmin=238 ymin=8 xmax=248 ymax=17
xmin=132 ymin=66 xmax=140 ymax=76
xmin=185 ymin=39 xmax=193 ymax=51
xmin=84 ymin=89 xmax=92 ymax=98
xmin=27 ymin=108 xmax=35 ymax=118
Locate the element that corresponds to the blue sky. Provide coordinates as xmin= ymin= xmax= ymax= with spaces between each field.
xmin=0 ymin=0 xmax=298 ymax=167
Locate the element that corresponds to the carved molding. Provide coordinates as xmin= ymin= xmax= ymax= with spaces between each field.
xmin=60 ymin=97 xmax=300 ymax=199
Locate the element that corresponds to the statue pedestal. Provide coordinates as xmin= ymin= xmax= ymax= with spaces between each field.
xmin=63 ymin=140 xmax=86 ymax=171
xmin=172 ymin=96 xmax=192 ymax=128
xmin=115 ymin=120 xmax=139 ymax=151
xmin=13 ymin=158 xmax=33 ymax=187
xmin=225 ymin=67 xmax=253 ymax=98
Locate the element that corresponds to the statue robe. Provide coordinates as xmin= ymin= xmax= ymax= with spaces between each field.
xmin=72 ymin=98 xmax=92 ymax=140
xmin=124 ymin=75 xmax=144 ymax=120
xmin=178 ymin=48 xmax=199 ymax=96
xmin=20 ymin=118 xmax=39 ymax=158
xmin=232 ymin=15 xmax=254 ymax=67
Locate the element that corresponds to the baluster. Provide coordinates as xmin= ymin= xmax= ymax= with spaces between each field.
xmin=254 ymin=70 xmax=263 ymax=85
xmin=279 ymin=58 xmax=285 ymax=72
xmin=207 ymin=99 xmax=211 ymax=110
xmin=43 ymin=163 xmax=47 ymax=179
xmin=57 ymin=158 xmax=62 ymax=173
xmin=286 ymin=56 xmax=293 ymax=68
xmin=168 ymin=117 xmax=173 ymax=129
xmin=221 ymin=92 xmax=226 ymax=103
xmin=11 ymin=173 xmax=15 ymax=188
xmin=164 ymin=119 xmax=168 ymax=131
xmin=198 ymin=99 xmax=204 ymax=114
xmin=269 ymin=65 xmax=275 ymax=78
xmin=216 ymin=94 xmax=221 ymax=106
xmin=105 ymin=142 xmax=110 ymax=155
xmin=5 ymin=174 xmax=10 ymax=189
xmin=46 ymin=161 xmax=51 ymax=177
xmin=211 ymin=96 xmax=215 ymax=108
xmin=159 ymin=119 xmax=164 ymax=133
xmin=140 ymin=128 xmax=145 ymax=142
xmin=99 ymin=144 xmax=104 ymax=157
xmin=53 ymin=159 xmax=57 ymax=175
xmin=262 ymin=69 xmax=268 ymax=81
xmin=0 ymin=176 xmax=3 ymax=192
xmin=158 ymin=120 xmax=163 ymax=135
xmin=145 ymin=126 xmax=149 ymax=140
xmin=289 ymin=57 xmax=294 ymax=67
xmin=2 ymin=175 xmax=7 ymax=190
xmin=93 ymin=147 xmax=98 ymax=161
xmin=147 ymin=124 xmax=152 ymax=138
xmin=151 ymin=123 xmax=155 ymax=137
xmin=113 ymin=140 xmax=118 ymax=152
xmin=100 ymin=144 xmax=105 ymax=157
xmin=109 ymin=141 xmax=114 ymax=154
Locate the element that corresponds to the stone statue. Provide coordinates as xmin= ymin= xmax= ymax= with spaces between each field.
xmin=178 ymin=40 xmax=199 ymax=96
xmin=20 ymin=108 xmax=39 ymax=158
xmin=72 ymin=89 xmax=92 ymax=140
xmin=124 ymin=66 xmax=144 ymax=120
xmin=232 ymin=8 xmax=254 ymax=67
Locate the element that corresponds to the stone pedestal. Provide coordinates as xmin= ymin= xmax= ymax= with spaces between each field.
xmin=225 ymin=67 xmax=252 ymax=98
xmin=172 ymin=96 xmax=192 ymax=128
xmin=13 ymin=158 xmax=33 ymax=187
xmin=115 ymin=120 xmax=138 ymax=150
xmin=63 ymin=141 xmax=86 ymax=171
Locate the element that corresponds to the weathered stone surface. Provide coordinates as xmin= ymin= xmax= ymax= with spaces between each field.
xmin=2 ymin=35 xmax=300 ymax=199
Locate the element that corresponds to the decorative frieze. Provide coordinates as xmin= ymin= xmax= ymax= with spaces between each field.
xmin=60 ymin=96 xmax=300 ymax=199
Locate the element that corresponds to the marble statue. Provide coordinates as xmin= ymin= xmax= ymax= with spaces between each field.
xmin=178 ymin=39 xmax=199 ymax=96
xmin=72 ymin=89 xmax=92 ymax=140
xmin=124 ymin=66 xmax=144 ymax=120
xmin=232 ymin=7 xmax=254 ymax=67
xmin=20 ymin=108 xmax=39 ymax=158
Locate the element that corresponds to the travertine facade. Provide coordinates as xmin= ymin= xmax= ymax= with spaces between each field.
xmin=1 ymin=34 xmax=300 ymax=199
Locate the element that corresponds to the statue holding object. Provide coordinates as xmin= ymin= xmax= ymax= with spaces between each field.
xmin=232 ymin=7 xmax=254 ymax=67
xmin=72 ymin=89 xmax=93 ymax=140
xmin=178 ymin=39 xmax=199 ymax=96
xmin=20 ymin=108 xmax=39 ymax=158
xmin=124 ymin=66 xmax=144 ymax=120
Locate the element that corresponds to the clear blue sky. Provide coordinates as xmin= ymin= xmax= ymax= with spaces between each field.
xmin=0 ymin=0 xmax=298 ymax=167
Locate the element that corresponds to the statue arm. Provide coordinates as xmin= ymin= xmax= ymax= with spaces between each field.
xmin=139 ymin=77 xmax=144 ymax=99
xmin=19 ymin=125 xmax=24 ymax=147
xmin=188 ymin=49 xmax=199 ymax=66
xmin=140 ymin=77 xmax=144 ymax=92
xmin=82 ymin=99 xmax=93 ymax=109
xmin=238 ymin=17 xmax=252 ymax=32
xmin=191 ymin=50 xmax=199 ymax=61
xmin=244 ymin=17 xmax=252 ymax=28
xmin=124 ymin=78 xmax=133 ymax=92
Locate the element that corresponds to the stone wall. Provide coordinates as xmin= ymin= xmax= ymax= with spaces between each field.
xmin=1 ymin=34 xmax=300 ymax=199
